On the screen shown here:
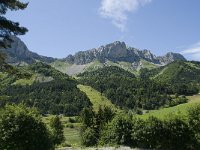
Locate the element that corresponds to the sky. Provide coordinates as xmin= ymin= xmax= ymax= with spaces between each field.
xmin=5 ymin=0 xmax=200 ymax=60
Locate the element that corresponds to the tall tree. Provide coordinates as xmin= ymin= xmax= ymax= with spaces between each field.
xmin=49 ymin=116 xmax=65 ymax=146
xmin=0 ymin=0 xmax=28 ymax=48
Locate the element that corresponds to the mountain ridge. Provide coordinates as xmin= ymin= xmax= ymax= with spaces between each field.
xmin=64 ymin=41 xmax=186 ymax=65
xmin=1 ymin=36 xmax=186 ymax=75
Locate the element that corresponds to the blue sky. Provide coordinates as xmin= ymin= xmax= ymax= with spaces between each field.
xmin=6 ymin=0 xmax=200 ymax=60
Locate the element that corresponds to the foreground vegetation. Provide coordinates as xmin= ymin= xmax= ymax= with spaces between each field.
xmin=0 ymin=105 xmax=65 ymax=150
xmin=80 ymin=104 xmax=200 ymax=150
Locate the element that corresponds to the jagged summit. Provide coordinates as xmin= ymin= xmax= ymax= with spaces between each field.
xmin=1 ymin=37 xmax=187 ymax=75
xmin=64 ymin=41 xmax=186 ymax=65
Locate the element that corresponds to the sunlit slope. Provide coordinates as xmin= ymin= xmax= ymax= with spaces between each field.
xmin=140 ymin=94 xmax=200 ymax=120
xmin=78 ymin=84 xmax=118 ymax=111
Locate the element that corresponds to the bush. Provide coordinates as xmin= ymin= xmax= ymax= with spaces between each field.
xmin=132 ymin=117 xmax=163 ymax=149
xmin=0 ymin=104 xmax=53 ymax=150
xmin=99 ymin=114 xmax=133 ymax=146
xmin=81 ymin=127 xmax=98 ymax=146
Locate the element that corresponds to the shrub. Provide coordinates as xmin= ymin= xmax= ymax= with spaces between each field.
xmin=0 ymin=104 xmax=53 ymax=150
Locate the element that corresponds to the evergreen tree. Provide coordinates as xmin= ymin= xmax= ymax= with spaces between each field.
xmin=0 ymin=0 xmax=28 ymax=48
xmin=49 ymin=115 xmax=65 ymax=146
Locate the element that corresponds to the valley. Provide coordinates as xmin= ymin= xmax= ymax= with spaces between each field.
xmin=1 ymin=37 xmax=200 ymax=149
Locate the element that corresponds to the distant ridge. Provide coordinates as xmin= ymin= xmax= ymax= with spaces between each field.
xmin=1 ymin=36 xmax=186 ymax=75
xmin=64 ymin=41 xmax=186 ymax=65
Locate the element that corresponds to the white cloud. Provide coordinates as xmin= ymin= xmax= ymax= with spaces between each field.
xmin=99 ymin=0 xmax=152 ymax=31
xmin=180 ymin=42 xmax=200 ymax=60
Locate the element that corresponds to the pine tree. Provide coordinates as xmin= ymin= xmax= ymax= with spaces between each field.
xmin=0 ymin=0 xmax=28 ymax=48
xmin=49 ymin=116 xmax=65 ymax=146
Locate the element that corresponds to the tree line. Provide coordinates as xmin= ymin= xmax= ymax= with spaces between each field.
xmin=80 ymin=105 xmax=200 ymax=150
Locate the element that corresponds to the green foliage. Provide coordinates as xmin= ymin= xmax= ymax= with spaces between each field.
xmin=160 ymin=116 xmax=195 ymax=150
xmin=29 ymin=62 xmax=68 ymax=80
xmin=80 ymin=106 xmax=115 ymax=147
xmin=99 ymin=114 xmax=133 ymax=146
xmin=98 ymin=112 xmax=199 ymax=149
xmin=49 ymin=116 xmax=65 ymax=146
xmin=144 ymin=61 xmax=200 ymax=95
xmin=0 ymin=62 xmax=91 ymax=116
xmin=78 ymin=66 xmax=187 ymax=110
xmin=1 ymin=79 xmax=91 ymax=115
xmin=188 ymin=105 xmax=200 ymax=148
xmin=0 ymin=104 xmax=53 ymax=150
xmin=132 ymin=117 xmax=163 ymax=148
xmin=0 ymin=0 xmax=28 ymax=48
xmin=81 ymin=127 xmax=98 ymax=147
xmin=79 ymin=66 xmax=136 ymax=79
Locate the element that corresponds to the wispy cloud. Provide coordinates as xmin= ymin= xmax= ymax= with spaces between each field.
xmin=180 ymin=42 xmax=200 ymax=60
xmin=99 ymin=0 xmax=152 ymax=31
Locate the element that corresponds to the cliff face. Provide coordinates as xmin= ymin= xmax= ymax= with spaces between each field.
xmin=0 ymin=36 xmax=55 ymax=64
xmin=64 ymin=41 xmax=186 ymax=65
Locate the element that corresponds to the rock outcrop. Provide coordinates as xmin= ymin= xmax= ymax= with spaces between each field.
xmin=64 ymin=41 xmax=186 ymax=65
xmin=0 ymin=36 xmax=55 ymax=64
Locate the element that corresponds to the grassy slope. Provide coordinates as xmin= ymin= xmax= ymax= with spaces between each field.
xmin=43 ymin=116 xmax=81 ymax=147
xmin=139 ymin=94 xmax=200 ymax=120
xmin=77 ymin=84 xmax=118 ymax=112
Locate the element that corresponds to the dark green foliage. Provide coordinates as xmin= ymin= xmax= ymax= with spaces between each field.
xmin=0 ymin=104 xmax=53 ymax=150
xmin=188 ymin=105 xmax=200 ymax=148
xmin=0 ymin=62 xmax=91 ymax=116
xmin=81 ymin=127 xmax=98 ymax=147
xmin=131 ymin=117 xmax=163 ymax=149
xmin=29 ymin=62 xmax=68 ymax=80
xmin=80 ymin=107 xmax=95 ymax=128
xmin=49 ymin=116 xmax=65 ymax=146
xmin=99 ymin=114 xmax=133 ymax=146
xmin=0 ymin=0 xmax=28 ymax=48
xmin=160 ymin=117 xmax=194 ymax=150
xmin=79 ymin=66 xmax=136 ymax=79
xmin=98 ymin=112 xmax=199 ymax=149
xmin=143 ymin=61 xmax=200 ymax=95
xmin=1 ymin=79 xmax=91 ymax=115
xmin=78 ymin=66 xmax=187 ymax=110
xmin=80 ymin=106 xmax=115 ymax=146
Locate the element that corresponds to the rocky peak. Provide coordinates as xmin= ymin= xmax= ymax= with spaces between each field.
xmin=1 ymin=36 xmax=55 ymax=64
xmin=64 ymin=41 xmax=186 ymax=65
xmin=157 ymin=52 xmax=186 ymax=65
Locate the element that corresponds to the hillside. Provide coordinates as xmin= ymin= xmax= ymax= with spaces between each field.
xmin=0 ymin=62 xmax=91 ymax=115
xmin=78 ymin=84 xmax=118 ymax=111
xmin=146 ymin=61 xmax=200 ymax=83
xmin=78 ymin=66 xmax=188 ymax=111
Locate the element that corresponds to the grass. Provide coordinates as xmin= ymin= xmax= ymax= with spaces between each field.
xmin=43 ymin=115 xmax=81 ymax=147
xmin=77 ymin=84 xmax=118 ymax=112
xmin=139 ymin=94 xmax=200 ymax=120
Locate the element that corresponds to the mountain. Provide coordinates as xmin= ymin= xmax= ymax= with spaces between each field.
xmin=0 ymin=36 xmax=55 ymax=65
xmin=63 ymin=41 xmax=186 ymax=65
xmin=145 ymin=60 xmax=200 ymax=84
xmin=1 ymin=36 xmax=186 ymax=75
xmin=58 ymin=41 xmax=186 ymax=75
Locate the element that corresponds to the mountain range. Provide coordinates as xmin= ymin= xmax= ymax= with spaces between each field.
xmin=1 ymin=36 xmax=186 ymax=75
